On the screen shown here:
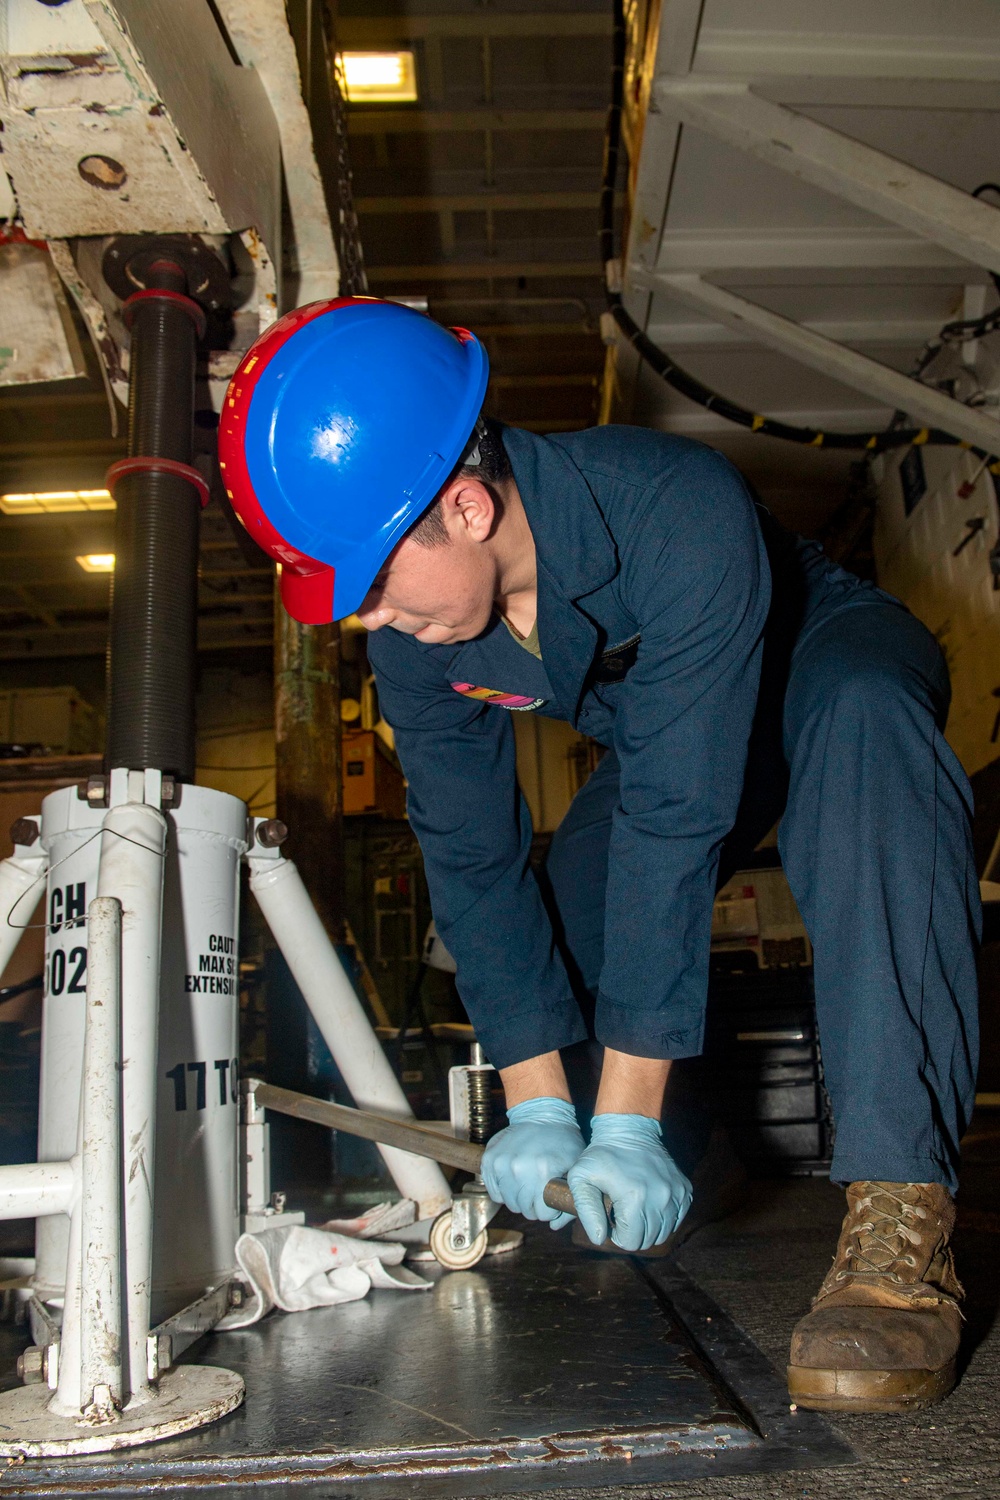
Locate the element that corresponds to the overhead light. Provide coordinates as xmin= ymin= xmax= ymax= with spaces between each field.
xmin=0 ymin=488 xmax=115 ymax=515
xmin=340 ymin=50 xmax=417 ymax=104
xmin=76 ymin=553 xmax=115 ymax=573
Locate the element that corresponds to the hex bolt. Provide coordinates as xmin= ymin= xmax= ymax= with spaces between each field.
xmin=80 ymin=775 xmax=108 ymax=808
xmin=9 ymin=817 xmax=39 ymax=847
xmin=16 ymin=1346 xmax=44 ymax=1385
xmin=453 ymin=1235 xmax=467 ymax=1248
xmin=256 ymin=819 xmax=289 ymax=849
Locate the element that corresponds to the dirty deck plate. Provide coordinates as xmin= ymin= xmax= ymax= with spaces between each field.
xmin=0 ymin=1227 xmax=853 ymax=1496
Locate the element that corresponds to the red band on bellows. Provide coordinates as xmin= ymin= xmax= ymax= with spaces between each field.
xmin=121 ymin=288 xmax=207 ymax=340
xmin=106 ymin=456 xmax=210 ymax=509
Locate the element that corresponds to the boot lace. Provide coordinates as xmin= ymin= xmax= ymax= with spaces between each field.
xmin=835 ymin=1183 xmax=928 ymax=1284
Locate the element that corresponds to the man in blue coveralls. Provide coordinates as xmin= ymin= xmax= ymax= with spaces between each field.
xmin=221 ymin=298 xmax=980 ymax=1415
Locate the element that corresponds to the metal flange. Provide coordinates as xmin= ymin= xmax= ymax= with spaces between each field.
xmin=101 ymin=234 xmax=232 ymax=312
xmin=0 ymin=1365 xmax=244 ymax=1458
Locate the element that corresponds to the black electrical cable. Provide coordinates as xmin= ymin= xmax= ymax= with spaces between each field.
xmin=600 ymin=0 xmax=1000 ymax=466
xmin=0 ymin=974 xmax=43 ymax=1004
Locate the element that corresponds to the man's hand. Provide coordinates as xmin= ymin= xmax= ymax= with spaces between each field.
xmin=481 ymin=1097 xmax=585 ymax=1230
xmin=567 ymin=1115 xmax=692 ymax=1252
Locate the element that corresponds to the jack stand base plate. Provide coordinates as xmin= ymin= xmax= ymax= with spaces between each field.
xmin=0 ymin=1366 xmax=244 ymax=1458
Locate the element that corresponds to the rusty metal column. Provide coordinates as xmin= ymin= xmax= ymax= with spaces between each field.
xmin=273 ymin=594 xmax=344 ymax=938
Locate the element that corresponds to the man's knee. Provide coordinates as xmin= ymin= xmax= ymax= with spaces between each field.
xmin=791 ymin=606 xmax=947 ymax=741
xmin=832 ymin=659 xmax=923 ymax=722
xmin=791 ymin=633 xmax=947 ymax=746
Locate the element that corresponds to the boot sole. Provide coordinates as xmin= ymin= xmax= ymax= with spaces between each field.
xmin=787 ymin=1358 xmax=957 ymax=1413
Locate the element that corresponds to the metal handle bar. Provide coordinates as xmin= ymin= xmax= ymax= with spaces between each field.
xmin=248 ymin=1081 xmax=611 ymax=1222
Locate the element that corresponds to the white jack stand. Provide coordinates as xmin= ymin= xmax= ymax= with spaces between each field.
xmin=0 ymin=782 xmax=454 ymax=1458
xmin=0 ymin=873 xmax=243 ymax=1457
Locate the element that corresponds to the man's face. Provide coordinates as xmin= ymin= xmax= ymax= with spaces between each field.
xmin=357 ymin=529 xmax=497 ymax=646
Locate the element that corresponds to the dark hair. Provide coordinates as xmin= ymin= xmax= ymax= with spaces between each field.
xmin=408 ymin=417 xmax=512 ymax=548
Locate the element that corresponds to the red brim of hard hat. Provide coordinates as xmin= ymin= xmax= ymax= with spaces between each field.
xmin=278 ymin=564 xmax=336 ymax=625
xmin=219 ymin=298 xmax=364 ymax=625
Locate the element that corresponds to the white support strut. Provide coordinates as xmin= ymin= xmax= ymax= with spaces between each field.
xmin=654 ymin=79 xmax=1000 ymax=276
xmin=79 ymin=896 xmax=124 ymax=1422
xmin=658 ymin=273 xmax=1000 ymax=452
xmin=96 ymin=790 xmax=168 ymax=1407
xmin=248 ymin=851 xmax=451 ymax=1221
xmin=51 ymin=897 xmax=124 ymax=1422
xmin=0 ymin=844 xmax=47 ymax=977
xmin=0 ymin=1160 xmax=74 ymax=1221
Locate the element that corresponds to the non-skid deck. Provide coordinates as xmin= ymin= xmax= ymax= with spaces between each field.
xmin=0 ymin=1225 xmax=853 ymax=1496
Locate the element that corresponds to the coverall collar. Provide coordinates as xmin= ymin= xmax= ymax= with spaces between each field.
xmin=502 ymin=427 xmax=621 ymax=724
xmin=502 ymin=427 xmax=620 ymax=601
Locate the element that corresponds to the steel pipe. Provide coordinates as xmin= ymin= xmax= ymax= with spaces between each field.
xmin=248 ymin=854 xmax=452 ymax=1220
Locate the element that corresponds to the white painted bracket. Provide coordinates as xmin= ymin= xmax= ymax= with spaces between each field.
xmin=658 ymin=273 xmax=1000 ymax=452
xmin=654 ymin=79 xmax=1000 ymax=275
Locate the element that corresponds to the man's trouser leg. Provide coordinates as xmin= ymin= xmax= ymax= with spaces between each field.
xmin=778 ymin=601 xmax=980 ymax=1191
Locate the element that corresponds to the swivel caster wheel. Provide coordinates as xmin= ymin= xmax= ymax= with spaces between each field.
xmin=429 ymin=1209 xmax=489 ymax=1270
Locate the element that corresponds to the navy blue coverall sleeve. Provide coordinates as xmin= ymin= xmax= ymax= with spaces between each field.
xmin=367 ymin=630 xmax=589 ymax=1067
xmin=368 ymin=446 xmax=770 ymax=1068
xmin=597 ymin=456 xmax=770 ymax=1058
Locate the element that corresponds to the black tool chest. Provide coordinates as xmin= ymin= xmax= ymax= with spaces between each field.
xmin=699 ymin=962 xmax=834 ymax=1174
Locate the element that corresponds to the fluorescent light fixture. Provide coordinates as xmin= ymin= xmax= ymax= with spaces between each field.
xmin=76 ymin=553 xmax=115 ymax=573
xmin=0 ymin=488 xmax=115 ymax=515
xmin=340 ymin=50 xmax=417 ymax=103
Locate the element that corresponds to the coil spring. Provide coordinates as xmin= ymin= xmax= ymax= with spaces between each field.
xmin=467 ymin=1067 xmax=493 ymax=1145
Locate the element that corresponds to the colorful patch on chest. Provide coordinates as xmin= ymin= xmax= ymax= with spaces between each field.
xmin=450 ymin=681 xmax=545 ymax=711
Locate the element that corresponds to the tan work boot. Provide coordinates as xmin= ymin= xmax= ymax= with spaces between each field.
xmin=787 ymin=1181 xmax=963 ymax=1413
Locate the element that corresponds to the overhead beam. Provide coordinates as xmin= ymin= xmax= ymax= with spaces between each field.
xmin=467 ymin=322 xmax=596 ymax=338
xmin=346 ymin=109 xmax=605 ymax=135
xmin=0 ymin=629 xmax=275 ymax=661
xmin=0 ymin=390 xmax=106 ymax=410
xmin=760 ymin=79 xmax=1000 ymax=113
xmin=694 ymin=30 xmax=1000 ymax=83
xmin=632 ymin=226 xmax=976 ymax=280
xmin=356 ymin=191 xmax=609 ymax=214
xmin=645 ymin=316 xmax=947 ymax=348
xmin=659 ymin=274 xmax=1000 ymax=451
xmin=660 ymin=404 xmax=898 ymax=437
xmin=367 ymin=261 xmax=602 ymax=283
xmin=490 ymin=373 xmax=599 ymax=389
xmin=625 ymin=0 xmax=705 ymax=281
xmin=337 ymin=14 xmax=612 ymax=42
xmin=0 ymin=439 xmax=123 ymax=458
xmin=655 ymin=80 xmax=1000 ymax=274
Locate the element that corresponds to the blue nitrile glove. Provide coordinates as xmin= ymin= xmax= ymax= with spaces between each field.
xmin=481 ymin=1097 xmax=585 ymax=1230
xmin=567 ymin=1114 xmax=693 ymax=1252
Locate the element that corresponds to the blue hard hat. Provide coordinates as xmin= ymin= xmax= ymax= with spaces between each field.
xmin=219 ymin=297 xmax=489 ymax=623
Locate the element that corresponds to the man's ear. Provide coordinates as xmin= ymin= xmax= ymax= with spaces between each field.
xmin=440 ymin=475 xmax=496 ymax=543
